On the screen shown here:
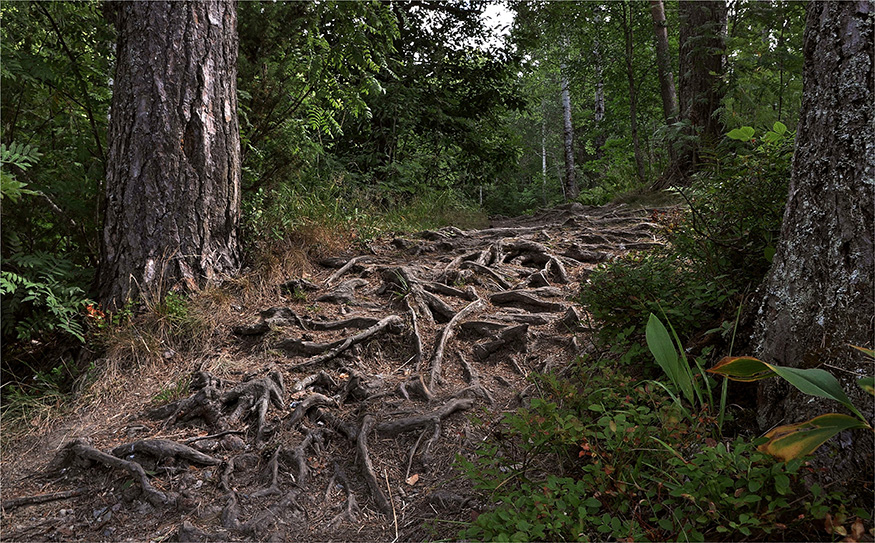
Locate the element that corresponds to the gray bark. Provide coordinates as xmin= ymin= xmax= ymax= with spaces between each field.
xmin=541 ymin=98 xmax=547 ymax=206
xmin=99 ymin=0 xmax=241 ymax=309
xmin=753 ymin=0 xmax=874 ymax=487
xmin=560 ymin=60 xmax=578 ymax=200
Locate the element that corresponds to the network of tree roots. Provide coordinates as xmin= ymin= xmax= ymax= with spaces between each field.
xmin=1 ymin=203 xmax=668 ymax=542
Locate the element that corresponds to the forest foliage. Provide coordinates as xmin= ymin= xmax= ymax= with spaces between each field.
xmin=4 ymin=1 xmax=867 ymax=540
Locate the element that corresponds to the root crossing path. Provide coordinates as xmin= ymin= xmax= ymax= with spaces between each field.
xmin=2 ymin=202 xmax=667 ymax=542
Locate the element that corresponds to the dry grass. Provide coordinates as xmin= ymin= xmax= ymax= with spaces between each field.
xmin=0 ymin=219 xmax=359 ymax=454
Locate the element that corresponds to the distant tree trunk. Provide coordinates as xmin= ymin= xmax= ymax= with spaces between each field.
xmin=593 ymin=50 xmax=606 ymax=161
xmin=621 ymin=2 xmax=646 ymax=183
xmin=753 ymin=0 xmax=874 ymax=487
xmin=541 ymin=98 xmax=548 ymax=206
xmin=648 ymin=0 xmax=681 ymax=189
xmin=675 ymin=0 xmax=726 ymax=179
xmin=560 ymin=61 xmax=578 ymax=200
xmin=99 ymin=1 xmax=242 ymax=309
xmin=650 ymin=0 xmax=678 ymax=122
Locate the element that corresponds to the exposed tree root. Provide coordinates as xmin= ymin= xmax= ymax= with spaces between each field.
xmin=326 ymin=462 xmax=360 ymax=529
xmin=287 ymin=393 xmax=336 ymax=427
xmin=316 ymin=278 xmax=369 ymax=304
xmin=375 ymin=398 xmax=474 ymax=437
xmin=398 ymin=373 xmax=433 ymax=402
xmin=232 ymin=307 xmax=306 ymax=335
xmin=291 ymin=371 xmax=337 ymax=393
xmin=0 ymin=488 xmax=85 ymax=513
xmin=490 ymin=290 xmax=565 ymax=312
xmin=51 ymin=439 xmax=177 ymax=507
xmin=457 ymin=353 xmax=494 ymax=404
xmin=2 ymin=203 xmax=671 ymax=542
xmin=473 ymin=324 xmax=528 ymax=361
xmin=325 ymin=255 xmax=374 ymax=286
xmin=429 ymin=298 xmax=485 ymax=388
xmin=251 ymin=447 xmax=282 ymax=498
xmin=459 ymin=261 xmax=512 ymax=289
xmin=109 ymin=439 xmax=221 ymax=466
xmin=357 ymin=415 xmax=393 ymax=515
xmin=406 ymin=299 xmax=424 ymax=370
xmin=288 ymin=315 xmax=404 ymax=370
xmin=423 ymin=281 xmax=476 ymax=301
xmin=307 ymin=315 xmax=381 ymax=331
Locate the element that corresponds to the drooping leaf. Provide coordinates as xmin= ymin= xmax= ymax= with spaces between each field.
xmin=709 ymin=356 xmax=864 ymax=420
xmin=849 ymin=344 xmax=875 ymax=359
xmin=707 ymin=356 xmax=777 ymax=381
xmin=759 ymin=413 xmax=871 ymax=461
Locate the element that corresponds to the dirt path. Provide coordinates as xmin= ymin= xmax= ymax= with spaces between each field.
xmin=1 ymin=202 xmax=666 ymax=542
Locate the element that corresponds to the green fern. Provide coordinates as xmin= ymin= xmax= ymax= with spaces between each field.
xmin=1 ymin=250 xmax=92 ymax=343
xmin=0 ymin=141 xmax=41 ymax=202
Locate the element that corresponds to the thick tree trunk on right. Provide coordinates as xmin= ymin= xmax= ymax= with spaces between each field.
xmin=675 ymin=0 xmax=726 ymax=179
xmin=753 ymin=0 xmax=874 ymax=488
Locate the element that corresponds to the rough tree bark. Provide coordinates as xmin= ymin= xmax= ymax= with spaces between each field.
xmin=99 ymin=1 xmax=241 ymax=309
xmin=675 ymin=0 xmax=726 ymax=179
xmin=753 ymin=0 xmax=874 ymax=486
xmin=560 ymin=57 xmax=578 ymax=200
xmin=649 ymin=0 xmax=678 ymax=123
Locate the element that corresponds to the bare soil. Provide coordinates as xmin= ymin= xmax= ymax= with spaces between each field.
xmin=1 ymin=202 xmax=666 ymax=542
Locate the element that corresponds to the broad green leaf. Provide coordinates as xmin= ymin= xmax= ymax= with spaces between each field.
xmin=727 ymin=126 xmax=755 ymax=141
xmin=772 ymin=121 xmax=787 ymax=135
xmin=646 ymin=314 xmax=694 ymax=404
xmin=763 ymin=131 xmax=781 ymax=143
xmin=858 ymin=377 xmax=875 ymax=396
xmin=759 ymin=414 xmax=870 ymax=461
xmin=710 ymin=356 xmax=864 ymax=420
xmin=708 ymin=356 xmax=777 ymax=381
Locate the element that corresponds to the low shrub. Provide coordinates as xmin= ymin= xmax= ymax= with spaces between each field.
xmin=580 ymin=124 xmax=792 ymax=348
xmin=459 ymin=358 xmax=853 ymax=542
xmin=580 ymin=251 xmax=737 ymax=342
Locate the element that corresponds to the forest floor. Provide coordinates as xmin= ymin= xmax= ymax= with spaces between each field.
xmin=1 ymin=202 xmax=669 ymax=542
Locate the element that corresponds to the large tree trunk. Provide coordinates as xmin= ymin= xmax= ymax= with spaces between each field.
xmin=99 ymin=1 xmax=242 ymax=309
xmin=753 ymin=1 xmax=874 ymax=487
xmin=675 ymin=0 xmax=726 ymax=178
xmin=621 ymin=2 xmax=646 ymax=184
xmin=559 ymin=64 xmax=578 ymax=200
xmin=650 ymin=0 xmax=678 ymax=123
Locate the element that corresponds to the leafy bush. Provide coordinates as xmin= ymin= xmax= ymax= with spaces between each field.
xmin=580 ymin=124 xmax=792 ymax=346
xmin=459 ymin=359 xmax=850 ymax=542
xmin=0 ymin=250 xmax=92 ymax=343
xmin=0 ymin=141 xmax=40 ymax=202
xmin=580 ymin=251 xmax=737 ymax=341
xmin=672 ymin=122 xmax=793 ymax=280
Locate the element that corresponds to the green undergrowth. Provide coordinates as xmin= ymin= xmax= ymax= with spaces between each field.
xmin=458 ymin=358 xmax=859 ymax=542
xmin=243 ymin=177 xmax=487 ymax=251
xmin=580 ymin=124 xmax=793 ymax=348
